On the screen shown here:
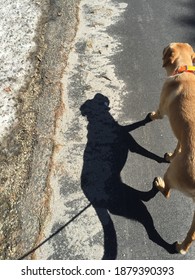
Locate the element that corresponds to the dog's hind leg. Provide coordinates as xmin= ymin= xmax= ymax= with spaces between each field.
xmin=176 ymin=211 xmax=195 ymax=254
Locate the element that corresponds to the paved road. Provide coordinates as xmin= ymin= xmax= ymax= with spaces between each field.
xmin=106 ymin=0 xmax=195 ymax=260
xmin=20 ymin=0 xmax=195 ymax=260
xmin=114 ymin=0 xmax=195 ymax=259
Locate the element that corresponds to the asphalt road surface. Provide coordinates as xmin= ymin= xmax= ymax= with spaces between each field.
xmin=110 ymin=0 xmax=195 ymax=259
xmin=107 ymin=0 xmax=195 ymax=259
xmin=28 ymin=0 xmax=195 ymax=260
xmin=109 ymin=0 xmax=195 ymax=259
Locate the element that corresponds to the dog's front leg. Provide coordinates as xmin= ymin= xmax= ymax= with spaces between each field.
xmin=149 ymin=87 xmax=167 ymax=121
xmin=153 ymin=176 xmax=170 ymax=198
xmin=164 ymin=141 xmax=181 ymax=162
xmin=153 ymin=168 xmax=172 ymax=198
xmin=149 ymin=109 xmax=163 ymax=121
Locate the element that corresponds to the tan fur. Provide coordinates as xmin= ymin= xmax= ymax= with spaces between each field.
xmin=150 ymin=42 xmax=195 ymax=254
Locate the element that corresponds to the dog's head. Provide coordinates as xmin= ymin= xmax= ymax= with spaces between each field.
xmin=162 ymin=42 xmax=195 ymax=68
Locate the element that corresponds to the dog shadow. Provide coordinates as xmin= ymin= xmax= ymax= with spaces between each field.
xmin=80 ymin=93 xmax=176 ymax=259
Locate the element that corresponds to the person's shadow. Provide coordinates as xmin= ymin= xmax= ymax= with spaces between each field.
xmin=80 ymin=93 xmax=176 ymax=259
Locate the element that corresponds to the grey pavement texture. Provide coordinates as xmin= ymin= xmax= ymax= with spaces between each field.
xmin=1 ymin=0 xmax=195 ymax=260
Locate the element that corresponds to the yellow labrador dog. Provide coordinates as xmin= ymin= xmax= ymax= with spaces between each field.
xmin=149 ymin=42 xmax=195 ymax=254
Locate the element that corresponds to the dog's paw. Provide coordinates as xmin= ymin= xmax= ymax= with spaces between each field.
xmin=164 ymin=152 xmax=172 ymax=163
xmin=149 ymin=111 xmax=157 ymax=121
xmin=175 ymin=242 xmax=187 ymax=255
xmin=153 ymin=177 xmax=165 ymax=191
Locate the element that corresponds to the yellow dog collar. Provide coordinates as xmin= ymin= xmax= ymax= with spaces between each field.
xmin=173 ymin=65 xmax=195 ymax=75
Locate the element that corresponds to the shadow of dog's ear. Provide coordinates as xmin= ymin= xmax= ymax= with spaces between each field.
xmin=80 ymin=100 xmax=91 ymax=116
xmin=94 ymin=93 xmax=110 ymax=108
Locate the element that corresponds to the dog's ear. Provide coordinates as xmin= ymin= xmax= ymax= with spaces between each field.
xmin=162 ymin=46 xmax=171 ymax=67
xmin=191 ymin=52 xmax=195 ymax=63
xmin=162 ymin=44 xmax=179 ymax=67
